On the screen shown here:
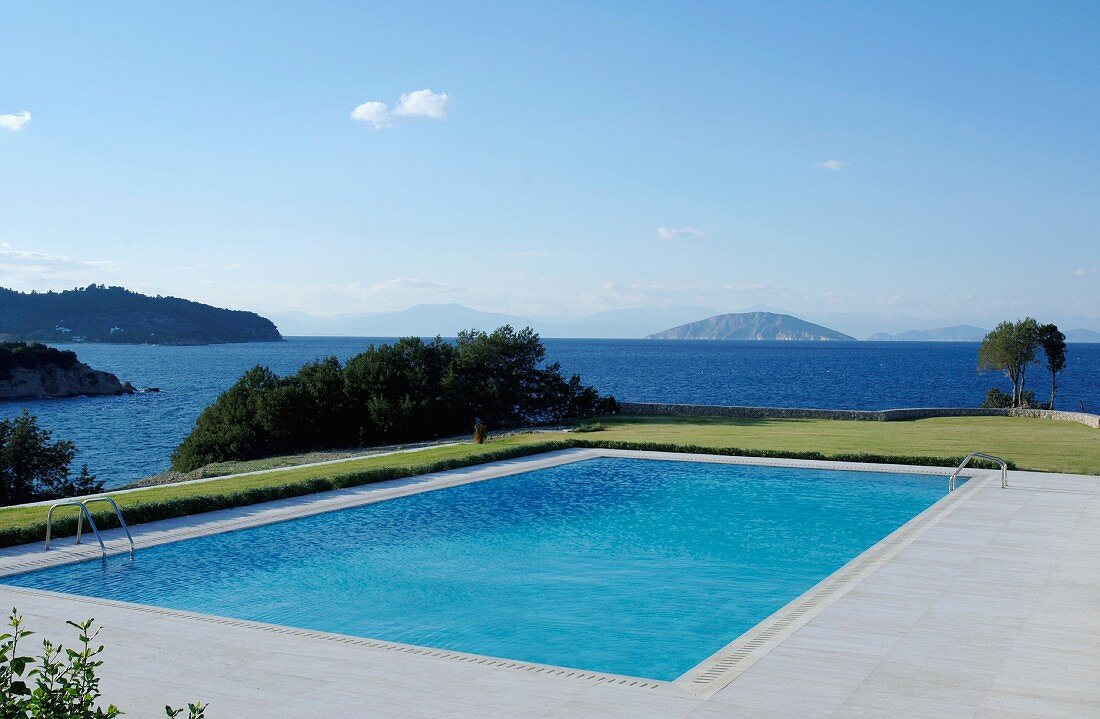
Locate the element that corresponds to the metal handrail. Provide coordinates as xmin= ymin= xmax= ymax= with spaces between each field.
xmin=45 ymin=496 xmax=134 ymax=560
xmin=79 ymin=497 xmax=134 ymax=559
xmin=45 ymin=501 xmax=107 ymax=560
xmin=949 ymin=452 xmax=1008 ymax=492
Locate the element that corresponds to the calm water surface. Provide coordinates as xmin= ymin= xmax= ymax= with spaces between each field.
xmin=3 ymin=457 xmax=948 ymax=680
xmin=2 ymin=338 xmax=1097 ymax=487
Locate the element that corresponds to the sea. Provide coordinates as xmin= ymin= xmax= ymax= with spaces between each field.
xmin=3 ymin=338 xmax=1098 ymax=489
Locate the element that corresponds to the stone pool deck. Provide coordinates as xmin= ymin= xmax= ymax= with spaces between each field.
xmin=1 ymin=450 xmax=1097 ymax=718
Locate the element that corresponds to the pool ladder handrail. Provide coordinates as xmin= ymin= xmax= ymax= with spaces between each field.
xmin=949 ymin=452 xmax=1008 ymax=492
xmin=45 ymin=497 xmax=134 ymax=560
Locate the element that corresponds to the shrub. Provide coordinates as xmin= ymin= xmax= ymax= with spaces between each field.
xmin=981 ymin=387 xmax=1013 ymax=408
xmin=0 ymin=609 xmax=206 ymax=718
xmin=572 ymin=421 xmax=606 ymax=433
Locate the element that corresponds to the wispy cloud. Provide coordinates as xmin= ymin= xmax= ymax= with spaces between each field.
xmin=816 ymin=159 xmax=850 ymax=171
xmin=0 ymin=111 xmax=31 ymax=132
xmin=579 ymin=280 xmax=779 ymax=310
xmin=0 ymin=243 xmax=119 ymax=285
xmin=508 ymin=249 xmax=551 ymax=257
xmin=1072 ymin=268 xmax=1094 ymax=277
xmin=656 ymin=226 xmax=706 ymax=240
xmin=351 ymin=89 xmax=452 ymax=129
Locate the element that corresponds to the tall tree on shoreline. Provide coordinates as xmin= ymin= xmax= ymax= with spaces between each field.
xmin=978 ymin=318 xmax=1041 ymax=407
xmin=1038 ymin=323 xmax=1067 ymax=409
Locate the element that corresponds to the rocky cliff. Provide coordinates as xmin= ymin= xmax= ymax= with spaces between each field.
xmin=0 ymin=342 xmax=135 ymax=399
xmin=0 ymin=363 xmax=135 ymax=400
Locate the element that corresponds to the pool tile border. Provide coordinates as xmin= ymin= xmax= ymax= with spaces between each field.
xmin=0 ymin=448 xmax=990 ymax=696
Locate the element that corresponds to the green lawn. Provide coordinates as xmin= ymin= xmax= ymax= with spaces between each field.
xmin=588 ymin=415 xmax=1100 ymax=475
xmin=1 ymin=415 xmax=1095 ymax=548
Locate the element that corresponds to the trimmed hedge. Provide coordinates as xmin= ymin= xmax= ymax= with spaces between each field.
xmin=575 ymin=440 xmax=1017 ymax=472
xmin=0 ymin=439 xmax=1012 ymax=549
xmin=0 ymin=441 xmax=575 ymax=549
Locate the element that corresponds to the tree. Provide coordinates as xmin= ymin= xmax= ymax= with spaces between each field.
xmin=171 ymin=326 xmax=614 ymax=471
xmin=977 ymin=318 xmax=1041 ymax=407
xmin=446 ymin=326 xmax=549 ymax=427
xmin=1037 ymin=323 xmax=1067 ymax=409
xmin=0 ymin=410 xmax=100 ymax=506
xmin=344 ymin=337 xmax=455 ymax=444
xmin=170 ymin=365 xmax=285 ymax=471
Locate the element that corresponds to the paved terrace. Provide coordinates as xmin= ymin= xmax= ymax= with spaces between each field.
xmin=1 ymin=450 xmax=1097 ymax=718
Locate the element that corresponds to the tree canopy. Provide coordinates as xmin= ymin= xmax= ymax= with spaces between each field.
xmin=0 ymin=410 xmax=101 ymax=506
xmin=171 ymin=326 xmax=614 ymax=472
xmin=0 ymin=342 xmax=79 ymax=380
xmin=978 ymin=318 xmax=1068 ymax=409
xmin=1037 ymin=324 xmax=1067 ymax=409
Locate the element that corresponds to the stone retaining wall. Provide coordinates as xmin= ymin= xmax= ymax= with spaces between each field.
xmin=617 ymin=402 xmax=1100 ymax=429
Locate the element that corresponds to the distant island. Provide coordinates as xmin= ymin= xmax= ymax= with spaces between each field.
xmin=868 ymin=325 xmax=988 ymax=342
xmin=647 ymin=312 xmax=856 ymax=341
xmin=0 ymin=342 xmax=134 ymax=400
xmin=0 ymin=285 xmax=283 ymax=345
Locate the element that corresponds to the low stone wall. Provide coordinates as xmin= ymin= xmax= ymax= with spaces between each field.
xmin=617 ymin=402 xmax=1100 ymax=429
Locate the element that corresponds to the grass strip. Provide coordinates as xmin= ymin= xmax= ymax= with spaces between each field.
xmin=0 ymin=435 xmax=1009 ymax=549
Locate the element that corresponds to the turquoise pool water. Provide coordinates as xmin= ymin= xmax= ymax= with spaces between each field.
xmin=3 ymin=457 xmax=948 ymax=680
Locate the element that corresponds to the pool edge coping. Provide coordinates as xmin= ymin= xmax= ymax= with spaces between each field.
xmin=669 ymin=457 xmax=989 ymax=696
xmin=0 ymin=448 xmax=989 ymax=697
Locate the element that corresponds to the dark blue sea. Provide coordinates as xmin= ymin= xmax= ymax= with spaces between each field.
xmin=3 ymin=338 xmax=1098 ymax=488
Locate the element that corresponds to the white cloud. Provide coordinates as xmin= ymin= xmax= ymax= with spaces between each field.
xmin=393 ymin=89 xmax=452 ymax=119
xmin=1072 ymin=268 xmax=1094 ymax=277
xmin=656 ymin=226 xmax=706 ymax=240
xmin=0 ymin=111 xmax=31 ymax=131
xmin=350 ymin=101 xmax=391 ymax=129
xmin=816 ymin=159 xmax=850 ymax=171
xmin=351 ymin=89 xmax=452 ymax=129
xmin=0 ymin=243 xmax=119 ymax=286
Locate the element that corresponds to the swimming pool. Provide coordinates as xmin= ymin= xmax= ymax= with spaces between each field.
xmin=3 ymin=456 xmax=950 ymax=681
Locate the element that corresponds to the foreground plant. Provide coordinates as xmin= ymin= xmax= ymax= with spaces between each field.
xmin=0 ymin=609 xmax=206 ymax=718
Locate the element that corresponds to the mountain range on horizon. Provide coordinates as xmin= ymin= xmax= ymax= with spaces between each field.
xmin=868 ymin=325 xmax=990 ymax=342
xmin=266 ymin=304 xmax=718 ymax=340
xmin=11 ymin=284 xmax=1095 ymax=343
xmin=2 ymin=283 xmax=1091 ymax=345
xmin=267 ymin=303 xmax=1100 ymax=342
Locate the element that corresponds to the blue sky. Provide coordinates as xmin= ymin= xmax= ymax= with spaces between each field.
xmin=2 ymin=1 xmax=1098 ymax=325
